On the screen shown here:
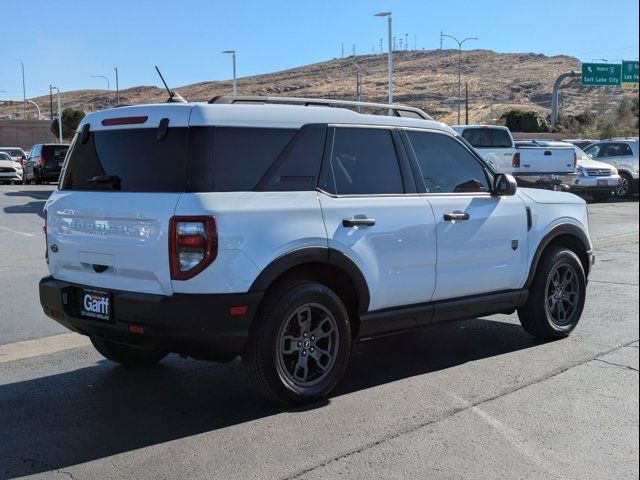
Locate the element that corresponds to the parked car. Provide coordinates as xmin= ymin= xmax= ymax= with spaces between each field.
xmin=0 ymin=151 xmax=24 ymax=184
xmin=583 ymin=138 xmax=639 ymax=198
xmin=452 ymin=125 xmax=576 ymax=188
xmin=40 ymin=98 xmax=594 ymax=404
xmin=516 ymin=141 xmax=620 ymax=201
xmin=562 ymin=139 xmax=596 ymax=151
xmin=0 ymin=147 xmax=27 ymax=167
xmin=24 ymin=143 xmax=69 ymax=184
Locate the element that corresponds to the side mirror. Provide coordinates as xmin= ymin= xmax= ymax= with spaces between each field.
xmin=493 ymin=173 xmax=517 ymax=196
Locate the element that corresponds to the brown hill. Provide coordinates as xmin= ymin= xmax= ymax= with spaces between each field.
xmin=1 ymin=49 xmax=634 ymax=125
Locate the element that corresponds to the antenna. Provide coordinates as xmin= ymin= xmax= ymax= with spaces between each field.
xmin=154 ymin=66 xmax=187 ymax=103
xmin=440 ymin=31 xmax=443 ymax=50
xmin=352 ymin=44 xmax=356 ymax=56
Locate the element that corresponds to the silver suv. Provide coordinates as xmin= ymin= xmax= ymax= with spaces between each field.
xmin=584 ymin=139 xmax=639 ymax=198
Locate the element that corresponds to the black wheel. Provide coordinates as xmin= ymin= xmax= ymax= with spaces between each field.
xmin=591 ymin=191 xmax=611 ymax=201
xmin=34 ymin=170 xmax=42 ymax=185
xmin=518 ymin=247 xmax=586 ymax=339
xmin=91 ymin=337 xmax=168 ymax=366
xmin=615 ymin=172 xmax=633 ymax=199
xmin=244 ymin=281 xmax=352 ymax=404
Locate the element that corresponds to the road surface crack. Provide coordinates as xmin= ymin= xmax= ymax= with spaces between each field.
xmin=284 ymin=339 xmax=639 ymax=479
xmin=593 ymin=358 xmax=639 ymax=372
xmin=0 ymin=455 xmax=80 ymax=480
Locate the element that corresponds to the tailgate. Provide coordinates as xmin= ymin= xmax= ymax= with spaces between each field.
xmin=46 ymin=191 xmax=181 ymax=295
xmin=515 ymin=147 xmax=575 ymax=174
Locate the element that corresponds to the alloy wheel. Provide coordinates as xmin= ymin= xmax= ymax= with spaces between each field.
xmin=276 ymin=303 xmax=339 ymax=388
xmin=545 ymin=263 xmax=580 ymax=326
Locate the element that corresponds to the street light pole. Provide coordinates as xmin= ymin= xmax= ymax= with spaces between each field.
xmin=114 ymin=67 xmax=120 ymax=105
xmin=90 ymin=75 xmax=111 ymax=107
xmin=17 ymin=59 xmax=26 ymax=117
xmin=441 ymin=34 xmax=478 ymax=124
xmin=374 ymin=12 xmax=393 ymax=108
xmin=222 ymin=50 xmax=237 ymax=96
xmin=51 ymin=86 xmax=62 ymax=142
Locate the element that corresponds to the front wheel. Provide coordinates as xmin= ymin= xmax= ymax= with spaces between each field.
xmin=244 ymin=281 xmax=352 ymax=404
xmin=615 ymin=172 xmax=633 ymax=198
xmin=91 ymin=337 xmax=168 ymax=366
xmin=518 ymin=247 xmax=586 ymax=339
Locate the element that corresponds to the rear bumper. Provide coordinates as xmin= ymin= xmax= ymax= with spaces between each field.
xmin=39 ymin=276 xmax=263 ymax=361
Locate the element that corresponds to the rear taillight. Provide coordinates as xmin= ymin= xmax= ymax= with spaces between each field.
xmin=512 ymin=152 xmax=521 ymax=168
xmin=39 ymin=154 xmax=45 ymax=166
xmin=169 ymin=216 xmax=217 ymax=280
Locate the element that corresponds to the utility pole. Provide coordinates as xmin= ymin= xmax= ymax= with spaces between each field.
xmin=90 ymin=75 xmax=111 ymax=107
xmin=465 ymin=82 xmax=469 ymax=124
xmin=222 ymin=50 xmax=237 ymax=95
xmin=379 ymin=38 xmax=383 ymax=54
xmin=49 ymin=85 xmax=53 ymax=120
xmin=352 ymin=44 xmax=356 ymax=56
xmin=405 ymin=33 xmax=408 ymax=51
xmin=341 ymin=43 xmax=344 ymax=58
xmin=351 ymin=62 xmax=362 ymax=105
xmin=441 ymin=33 xmax=478 ymax=124
xmin=374 ymin=12 xmax=393 ymax=107
xmin=17 ymin=59 xmax=26 ymax=117
xmin=114 ymin=67 xmax=120 ymax=105
xmin=440 ymin=31 xmax=443 ymax=50
xmin=51 ymin=86 xmax=62 ymax=142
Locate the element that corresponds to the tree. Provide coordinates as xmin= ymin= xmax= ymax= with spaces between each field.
xmin=51 ymin=108 xmax=86 ymax=141
xmin=500 ymin=109 xmax=551 ymax=133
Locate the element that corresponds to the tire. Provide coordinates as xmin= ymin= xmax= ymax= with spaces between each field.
xmin=34 ymin=170 xmax=42 ymax=185
xmin=91 ymin=337 xmax=168 ymax=366
xmin=591 ymin=191 xmax=611 ymax=202
xmin=615 ymin=172 xmax=633 ymax=199
xmin=243 ymin=281 xmax=352 ymax=404
xmin=518 ymin=246 xmax=586 ymax=339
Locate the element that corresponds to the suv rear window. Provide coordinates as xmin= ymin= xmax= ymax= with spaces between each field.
xmin=61 ymin=128 xmax=188 ymax=192
xmin=61 ymin=126 xmax=301 ymax=193
xmin=42 ymin=145 xmax=69 ymax=162
xmin=462 ymin=128 xmax=512 ymax=148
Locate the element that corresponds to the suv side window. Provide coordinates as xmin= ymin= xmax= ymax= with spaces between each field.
xmin=584 ymin=144 xmax=601 ymax=157
xmin=602 ymin=143 xmax=634 ymax=157
xmin=323 ymin=127 xmax=404 ymax=195
xmin=406 ymin=131 xmax=490 ymax=194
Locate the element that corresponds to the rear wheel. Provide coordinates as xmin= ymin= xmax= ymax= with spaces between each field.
xmin=518 ymin=247 xmax=586 ymax=339
xmin=34 ymin=170 xmax=42 ymax=185
xmin=244 ymin=281 xmax=352 ymax=404
xmin=615 ymin=172 xmax=633 ymax=198
xmin=91 ymin=337 xmax=168 ymax=366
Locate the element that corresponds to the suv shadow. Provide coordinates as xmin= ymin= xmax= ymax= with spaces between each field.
xmin=2 ymin=189 xmax=53 ymax=219
xmin=0 ymin=316 xmax=540 ymax=479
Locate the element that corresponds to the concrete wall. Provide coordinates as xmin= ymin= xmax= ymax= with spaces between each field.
xmin=0 ymin=120 xmax=57 ymax=151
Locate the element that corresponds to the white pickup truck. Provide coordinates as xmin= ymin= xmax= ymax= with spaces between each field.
xmin=452 ymin=125 xmax=576 ymax=187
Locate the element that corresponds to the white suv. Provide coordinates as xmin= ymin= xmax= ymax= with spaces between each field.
xmin=584 ymin=138 xmax=639 ymax=198
xmin=39 ymin=97 xmax=595 ymax=404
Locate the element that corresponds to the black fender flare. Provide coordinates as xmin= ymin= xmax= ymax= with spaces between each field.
xmin=525 ymin=223 xmax=591 ymax=288
xmin=249 ymin=247 xmax=370 ymax=312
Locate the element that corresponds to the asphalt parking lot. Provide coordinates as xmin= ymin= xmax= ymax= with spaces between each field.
xmin=0 ymin=184 xmax=638 ymax=480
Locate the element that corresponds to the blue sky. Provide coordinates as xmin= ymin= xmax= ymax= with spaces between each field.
xmin=1 ymin=0 xmax=638 ymax=99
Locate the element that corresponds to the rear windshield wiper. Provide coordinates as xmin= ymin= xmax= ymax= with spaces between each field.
xmin=87 ymin=175 xmax=122 ymax=189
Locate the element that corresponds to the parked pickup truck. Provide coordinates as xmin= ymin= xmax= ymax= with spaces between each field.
xmin=452 ymin=125 xmax=577 ymax=187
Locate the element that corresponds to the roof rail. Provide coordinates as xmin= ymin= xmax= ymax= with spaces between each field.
xmin=208 ymin=95 xmax=432 ymax=120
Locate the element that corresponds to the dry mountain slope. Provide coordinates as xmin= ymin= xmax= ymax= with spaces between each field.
xmin=2 ymin=49 xmax=633 ymax=125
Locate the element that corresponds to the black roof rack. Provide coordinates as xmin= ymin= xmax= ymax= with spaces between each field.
xmin=208 ymin=95 xmax=432 ymax=120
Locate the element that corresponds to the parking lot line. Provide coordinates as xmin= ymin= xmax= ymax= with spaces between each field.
xmin=0 ymin=333 xmax=91 ymax=363
xmin=0 ymin=224 xmax=35 ymax=237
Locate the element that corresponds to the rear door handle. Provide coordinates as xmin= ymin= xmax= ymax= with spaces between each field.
xmin=343 ymin=218 xmax=375 ymax=227
xmin=443 ymin=212 xmax=470 ymax=222
xmin=544 ymin=150 xmax=552 ymax=156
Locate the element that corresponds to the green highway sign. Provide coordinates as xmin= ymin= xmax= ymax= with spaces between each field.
xmin=621 ymin=60 xmax=639 ymax=88
xmin=581 ymin=63 xmax=622 ymax=86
